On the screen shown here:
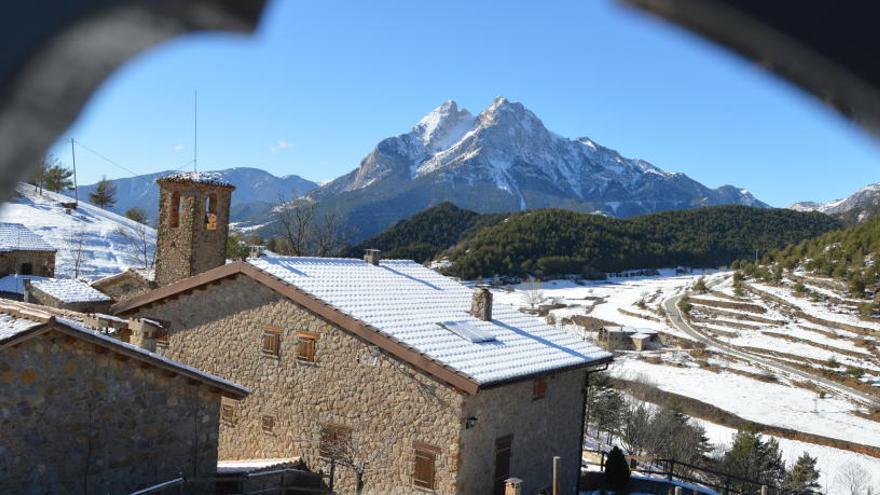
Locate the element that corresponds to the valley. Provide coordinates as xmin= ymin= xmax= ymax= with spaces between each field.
xmin=494 ymin=270 xmax=880 ymax=493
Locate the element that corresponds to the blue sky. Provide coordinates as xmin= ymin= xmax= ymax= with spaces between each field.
xmin=52 ymin=0 xmax=880 ymax=207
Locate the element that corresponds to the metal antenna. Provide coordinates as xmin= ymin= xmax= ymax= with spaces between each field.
xmin=193 ymin=90 xmax=198 ymax=172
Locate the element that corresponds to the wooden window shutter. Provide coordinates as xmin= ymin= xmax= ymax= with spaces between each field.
xmin=296 ymin=331 xmax=318 ymax=362
xmin=532 ymin=376 xmax=547 ymax=400
xmin=412 ymin=443 xmax=439 ymax=490
xmin=262 ymin=329 xmax=281 ymax=357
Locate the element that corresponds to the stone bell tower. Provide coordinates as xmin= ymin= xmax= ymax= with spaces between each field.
xmin=154 ymin=172 xmax=235 ymax=287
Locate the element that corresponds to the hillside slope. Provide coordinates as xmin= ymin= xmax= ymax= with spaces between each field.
xmin=0 ymin=184 xmax=156 ymax=280
xmin=790 ymin=182 xmax=880 ymax=223
xmin=435 ymin=206 xmax=841 ymax=279
xmin=304 ymin=97 xmax=765 ymax=241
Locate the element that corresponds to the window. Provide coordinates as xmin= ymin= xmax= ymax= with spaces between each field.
xmin=493 ymin=435 xmax=513 ymax=495
xmin=19 ymin=263 xmax=33 ymax=275
xmin=205 ymin=193 xmax=218 ymax=230
xmin=221 ymin=403 xmax=236 ymax=425
xmin=261 ymin=415 xmax=275 ymax=433
xmin=154 ymin=326 xmax=170 ymax=346
xmin=262 ymin=328 xmax=281 ymax=357
xmin=296 ymin=331 xmax=318 ymax=362
xmin=412 ymin=443 xmax=439 ymax=490
xmin=532 ymin=376 xmax=547 ymax=400
xmin=319 ymin=424 xmax=352 ymax=458
xmin=170 ymin=192 xmax=181 ymax=228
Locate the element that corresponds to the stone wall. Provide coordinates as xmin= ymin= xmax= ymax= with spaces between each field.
xmin=25 ymin=285 xmax=112 ymax=314
xmin=0 ymin=250 xmax=55 ymax=277
xmin=91 ymin=271 xmax=153 ymax=302
xmin=457 ymin=369 xmax=587 ymax=495
xmin=0 ymin=330 xmax=221 ymax=494
xmin=154 ymin=182 xmax=232 ymax=287
xmin=130 ymin=275 xmax=466 ymax=494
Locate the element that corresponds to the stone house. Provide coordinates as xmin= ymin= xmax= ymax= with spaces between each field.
xmin=0 ymin=301 xmax=249 ymax=495
xmin=598 ymin=326 xmax=660 ymax=352
xmin=24 ymin=277 xmax=113 ymax=313
xmin=113 ymin=257 xmax=612 ymax=495
xmin=0 ymin=222 xmax=56 ymax=277
xmin=90 ymin=267 xmax=156 ymax=302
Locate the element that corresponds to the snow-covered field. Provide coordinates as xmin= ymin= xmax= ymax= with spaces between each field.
xmin=0 ymin=185 xmax=156 ymax=280
xmin=495 ymin=270 xmax=880 ymax=495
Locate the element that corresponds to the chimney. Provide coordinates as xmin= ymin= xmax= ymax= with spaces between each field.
xmin=471 ymin=285 xmax=493 ymax=321
xmin=504 ymin=478 xmax=522 ymax=495
xmin=364 ymin=249 xmax=381 ymax=266
xmin=128 ymin=318 xmax=161 ymax=352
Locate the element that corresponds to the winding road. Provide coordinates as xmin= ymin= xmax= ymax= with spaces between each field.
xmin=663 ymin=285 xmax=879 ymax=408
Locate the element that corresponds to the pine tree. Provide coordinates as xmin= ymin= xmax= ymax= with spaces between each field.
xmin=604 ymin=446 xmax=630 ymax=490
xmin=89 ymin=176 xmax=117 ymax=209
xmin=721 ymin=427 xmax=786 ymax=492
xmin=43 ymin=162 xmax=74 ymax=192
xmin=784 ymin=452 xmax=821 ymax=495
xmin=124 ymin=207 xmax=148 ymax=224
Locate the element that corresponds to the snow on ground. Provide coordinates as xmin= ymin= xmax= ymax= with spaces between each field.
xmin=695 ymin=419 xmax=880 ymax=495
xmin=0 ymin=185 xmax=156 ymax=280
xmin=754 ymin=282 xmax=880 ymax=331
xmin=610 ymin=358 xmax=880 ymax=448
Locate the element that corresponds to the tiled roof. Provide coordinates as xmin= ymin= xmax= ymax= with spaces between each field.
xmin=0 ymin=223 xmax=56 ymax=252
xmin=248 ymin=257 xmax=611 ymax=385
xmin=157 ymin=171 xmax=234 ymax=187
xmin=31 ymin=278 xmax=112 ymax=303
xmin=0 ymin=302 xmax=249 ymax=399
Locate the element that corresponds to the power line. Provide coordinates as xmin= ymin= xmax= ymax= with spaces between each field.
xmin=72 ymin=139 xmax=145 ymax=179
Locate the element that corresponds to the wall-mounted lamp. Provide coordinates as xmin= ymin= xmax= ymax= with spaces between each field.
xmin=465 ymin=416 xmax=478 ymax=429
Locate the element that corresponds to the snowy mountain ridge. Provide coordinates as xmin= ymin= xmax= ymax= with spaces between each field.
xmin=790 ymin=182 xmax=880 ymax=222
xmin=308 ymin=97 xmax=766 ymax=240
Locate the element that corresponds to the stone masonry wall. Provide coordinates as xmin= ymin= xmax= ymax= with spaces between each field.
xmin=92 ymin=272 xmax=153 ymax=302
xmin=0 ymin=330 xmax=221 ymax=495
xmin=130 ymin=275 xmax=466 ymax=494
xmin=0 ymin=250 xmax=55 ymax=277
xmin=457 ymin=369 xmax=587 ymax=495
xmin=154 ymin=183 xmax=232 ymax=287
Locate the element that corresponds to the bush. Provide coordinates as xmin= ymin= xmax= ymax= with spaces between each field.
xmin=604 ymin=446 xmax=631 ymax=490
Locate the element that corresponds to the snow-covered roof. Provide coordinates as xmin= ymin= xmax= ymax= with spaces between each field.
xmin=0 ymin=302 xmax=248 ymax=399
xmin=216 ymin=458 xmax=302 ymax=475
xmin=31 ymin=278 xmax=112 ymax=303
xmin=157 ymin=171 xmax=234 ymax=188
xmin=0 ymin=222 xmax=56 ymax=252
xmin=248 ymin=257 xmax=611 ymax=385
xmin=0 ymin=274 xmax=47 ymax=295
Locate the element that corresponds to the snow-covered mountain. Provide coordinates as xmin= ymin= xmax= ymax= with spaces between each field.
xmin=790 ymin=182 xmax=880 ymax=222
xmin=1 ymin=184 xmax=157 ymax=280
xmin=310 ymin=97 xmax=766 ymax=240
xmin=77 ymin=167 xmax=318 ymax=223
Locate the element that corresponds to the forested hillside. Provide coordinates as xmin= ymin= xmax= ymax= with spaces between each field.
xmin=761 ymin=214 xmax=880 ymax=295
xmin=444 ymin=206 xmax=841 ymax=279
xmin=353 ymin=203 xmax=841 ymax=279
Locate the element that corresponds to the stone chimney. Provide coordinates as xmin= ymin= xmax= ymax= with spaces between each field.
xmin=364 ymin=249 xmax=381 ymax=266
xmin=471 ymin=285 xmax=493 ymax=321
xmin=504 ymin=478 xmax=522 ymax=495
xmin=129 ymin=318 xmax=162 ymax=352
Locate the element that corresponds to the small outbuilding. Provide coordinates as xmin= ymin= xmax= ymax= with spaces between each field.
xmin=0 ymin=223 xmax=56 ymax=277
xmin=90 ymin=268 xmax=156 ymax=302
xmin=25 ymin=277 xmax=113 ymax=313
xmin=0 ymin=301 xmax=249 ymax=495
xmin=598 ymin=326 xmax=661 ymax=352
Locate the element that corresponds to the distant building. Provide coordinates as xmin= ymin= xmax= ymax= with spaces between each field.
xmin=154 ymin=172 xmax=234 ymax=287
xmin=114 ymin=255 xmax=612 ymax=495
xmin=598 ymin=326 xmax=661 ymax=352
xmin=0 ymin=222 xmax=56 ymax=277
xmin=24 ymin=277 xmax=113 ymax=313
xmin=90 ymin=268 xmax=156 ymax=302
xmin=0 ymin=301 xmax=249 ymax=495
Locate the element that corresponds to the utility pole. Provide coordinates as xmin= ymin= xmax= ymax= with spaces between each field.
xmin=193 ymin=90 xmax=198 ymax=172
xmin=70 ymin=138 xmax=78 ymax=205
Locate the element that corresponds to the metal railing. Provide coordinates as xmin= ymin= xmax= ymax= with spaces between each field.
xmin=584 ymin=449 xmax=783 ymax=495
xmin=128 ymin=467 xmax=328 ymax=495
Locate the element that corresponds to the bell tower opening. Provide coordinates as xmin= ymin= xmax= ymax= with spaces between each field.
xmin=154 ymin=172 xmax=235 ymax=287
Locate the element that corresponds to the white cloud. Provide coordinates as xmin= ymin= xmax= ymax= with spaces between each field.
xmin=173 ymin=144 xmax=185 ymax=152
xmin=270 ymin=139 xmax=293 ymax=153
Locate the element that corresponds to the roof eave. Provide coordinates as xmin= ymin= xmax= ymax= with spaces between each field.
xmin=475 ymin=353 xmax=614 ymax=391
